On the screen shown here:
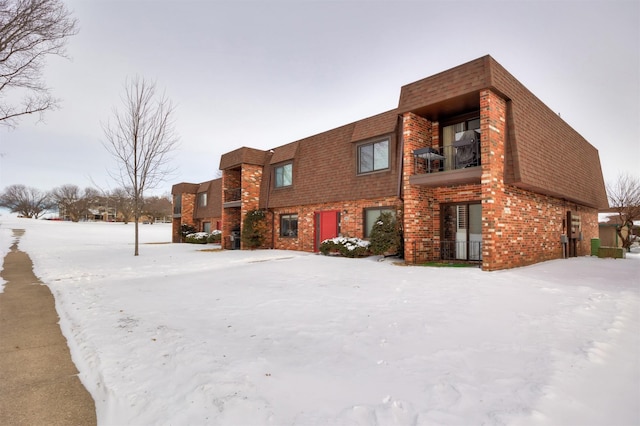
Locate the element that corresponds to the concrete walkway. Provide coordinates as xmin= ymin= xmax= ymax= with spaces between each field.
xmin=0 ymin=229 xmax=96 ymax=425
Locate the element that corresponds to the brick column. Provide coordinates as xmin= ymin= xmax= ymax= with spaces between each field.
xmin=240 ymin=164 xmax=264 ymax=249
xmin=401 ymin=112 xmax=435 ymax=264
xmin=480 ymin=89 xmax=507 ymax=271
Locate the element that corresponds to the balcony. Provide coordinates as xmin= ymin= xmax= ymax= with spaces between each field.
xmin=223 ymin=188 xmax=241 ymax=208
xmin=410 ymin=131 xmax=482 ymax=187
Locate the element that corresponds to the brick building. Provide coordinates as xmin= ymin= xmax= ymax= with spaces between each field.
xmin=172 ymin=55 xmax=608 ymax=270
xmin=172 ymin=179 xmax=222 ymax=239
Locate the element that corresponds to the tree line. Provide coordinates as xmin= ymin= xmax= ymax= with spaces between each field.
xmin=0 ymin=183 xmax=172 ymax=223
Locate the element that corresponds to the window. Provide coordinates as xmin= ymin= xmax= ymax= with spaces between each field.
xmin=275 ymin=163 xmax=293 ymax=188
xmin=358 ymin=139 xmax=389 ymax=174
xmin=197 ymin=192 xmax=207 ymax=207
xmin=280 ymin=214 xmax=298 ymax=237
xmin=364 ymin=207 xmax=395 ymax=238
xmin=203 ymin=222 xmax=211 ymax=233
xmin=173 ymin=195 xmax=181 ymax=215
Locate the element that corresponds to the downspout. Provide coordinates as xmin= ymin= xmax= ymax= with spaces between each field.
xmin=396 ymin=114 xmax=404 ymax=201
xmin=265 ymin=150 xmax=274 ymax=249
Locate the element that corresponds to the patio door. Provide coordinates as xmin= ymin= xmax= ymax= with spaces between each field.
xmin=314 ymin=210 xmax=340 ymax=251
xmin=443 ymin=203 xmax=482 ymax=261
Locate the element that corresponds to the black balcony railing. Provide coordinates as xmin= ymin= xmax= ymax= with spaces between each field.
xmin=413 ymin=139 xmax=481 ymax=174
xmin=411 ymin=240 xmax=482 ymax=264
xmin=224 ymin=188 xmax=241 ymax=203
xmin=440 ymin=240 xmax=482 ymax=261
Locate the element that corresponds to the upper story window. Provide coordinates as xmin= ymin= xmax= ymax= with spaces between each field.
xmin=358 ymin=138 xmax=389 ymax=174
xmin=173 ymin=195 xmax=181 ymax=215
xmin=197 ymin=192 xmax=207 ymax=207
xmin=275 ymin=163 xmax=293 ymax=188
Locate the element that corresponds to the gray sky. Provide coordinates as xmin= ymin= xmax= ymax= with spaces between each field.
xmin=1 ymin=0 xmax=638 ymax=197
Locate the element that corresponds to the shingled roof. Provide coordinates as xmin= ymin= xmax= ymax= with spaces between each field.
xmin=399 ymin=55 xmax=608 ymax=209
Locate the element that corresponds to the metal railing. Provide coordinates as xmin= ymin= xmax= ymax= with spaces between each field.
xmin=411 ymin=240 xmax=482 ymax=264
xmin=413 ymin=141 xmax=481 ymax=174
xmin=224 ymin=188 xmax=241 ymax=202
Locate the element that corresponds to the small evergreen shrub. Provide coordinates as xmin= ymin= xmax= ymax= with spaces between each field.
xmin=369 ymin=211 xmax=401 ymax=256
xmin=319 ymin=237 xmax=370 ymax=258
xmin=180 ymin=224 xmax=197 ymax=238
xmin=242 ymin=209 xmax=268 ymax=249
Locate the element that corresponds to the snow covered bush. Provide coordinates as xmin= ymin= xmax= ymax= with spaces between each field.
xmin=207 ymin=230 xmax=222 ymax=243
xmin=184 ymin=232 xmax=209 ymax=244
xmin=179 ymin=224 xmax=197 ymax=238
xmin=184 ymin=230 xmax=222 ymax=244
xmin=319 ymin=237 xmax=370 ymax=258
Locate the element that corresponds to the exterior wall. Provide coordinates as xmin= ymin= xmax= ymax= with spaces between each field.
xmin=480 ymin=89 xmax=508 ymax=270
xmin=269 ymin=196 xmax=402 ymax=252
xmin=240 ymin=164 xmax=264 ymax=249
xmin=484 ymin=185 xmax=599 ymax=270
xmin=479 ymin=89 xmax=598 ymax=270
xmin=221 ymin=169 xmax=241 ymax=249
xmin=401 ymin=112 xmax=434 ymax=263
xmin=171 ymin=192 xmax=196 ymax=243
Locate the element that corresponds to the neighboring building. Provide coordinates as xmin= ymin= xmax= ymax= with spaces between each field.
xmin=172 ymin=179 xmax=222 ymax=241
xmin=598 ymin=213 xmax=638 ymax=248
xmin=172 ymin=55 xmax=608 ymax=271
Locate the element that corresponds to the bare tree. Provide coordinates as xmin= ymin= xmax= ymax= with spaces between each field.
xmin=606 ymin=173 xmax=640 ymax=251
xmin=102 ymin=76 xmax=178 ymax=255
xmin=110 ymin=186 xmax=134 ymax=224
xmin=0 ymin=183 xmax=53 ymax=217
xmin=0 ymin=0 xmax=78 ymax=127
xmin=50 ymin=184 xmax=97 ymax=221
xmin=142 ymin=194 xmax=172 ymax=223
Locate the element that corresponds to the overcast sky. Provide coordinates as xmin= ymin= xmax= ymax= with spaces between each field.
xmin=0 ymin=0 xmax=638 ymax=197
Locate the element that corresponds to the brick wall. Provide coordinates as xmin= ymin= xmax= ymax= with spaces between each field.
xmin=171 ymin=193 xmax=196 ymax=243
xmin=479 ymin=89 xmax=599 ymax=270
xmin=268 ymin=196 xmax=402 ymax=252
xmin=402 ymin=112 xmax=435 ymax=263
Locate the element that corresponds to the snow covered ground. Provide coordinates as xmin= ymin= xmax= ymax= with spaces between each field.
xmin=1 ymin=214 xmax=638 ymax=426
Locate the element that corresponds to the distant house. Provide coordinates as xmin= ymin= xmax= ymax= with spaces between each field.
xmin=172 ymin=55 xmax=608 ymax=271
xmin=598 ymin=212 xmax=638 ymax=248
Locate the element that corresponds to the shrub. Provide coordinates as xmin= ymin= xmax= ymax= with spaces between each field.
xmin=180 ymin=224 xmax=197 ymax=238
xmin=319 ymin=237 xmax=370 ymax=258
xmin=184 ymin=232 xmax=209 ymax=244
xmin=241 ymin=209 xmax=268 ymax=249
xmin=207 ymin=230 xmax=222 ymax=244
xmin=369 ymin=211 xmax=401 ymax=256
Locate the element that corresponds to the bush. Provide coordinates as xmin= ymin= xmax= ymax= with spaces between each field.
xmin=180 ymin=224 xmax=197 ymax=238
xmin=207 ymin=230 xmax=222 ymax=243
xmin=319 ymin=237 xmax=370 ymax=258
xmin=184 ymin=232 xmax=209 ymax=244
xmin=242 ymin=209 xmax=268 ymax=249
xmin=369 ymin=211 xmax=401 ymax=256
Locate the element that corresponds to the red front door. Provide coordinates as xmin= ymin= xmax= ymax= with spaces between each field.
xmin=314 ymin=210 xmax=340 ymax=251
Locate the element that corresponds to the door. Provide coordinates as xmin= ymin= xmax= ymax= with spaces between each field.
xmin=443 ymin=203 xmax=482 ymax=261
xmin=314 ymin=210 xmax=340 ymax=251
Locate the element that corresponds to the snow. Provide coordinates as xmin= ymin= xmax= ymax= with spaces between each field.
xmin=1 ymin=214 xmax=639 ymax=426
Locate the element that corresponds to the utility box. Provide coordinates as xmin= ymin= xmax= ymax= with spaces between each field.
xmin=230 ymin=230 xmax=241 ymax=250
xmin=590 ymin=238 xmax=600 ymax=256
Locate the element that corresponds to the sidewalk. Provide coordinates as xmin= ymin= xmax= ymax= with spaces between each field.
xmin=0 ymin=229 xmax=96 ymax=425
